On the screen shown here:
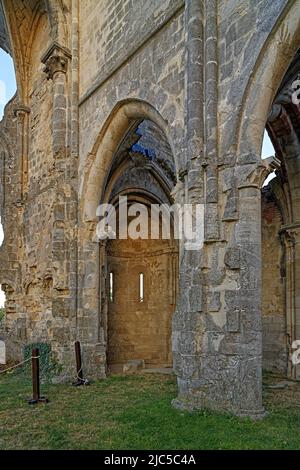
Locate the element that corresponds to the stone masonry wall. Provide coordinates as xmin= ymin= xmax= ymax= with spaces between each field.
xmin=77 ymin=1 xmax=185 ymax=377
xmin=0 ymin=0 xmax=299 ymax=417
xmin=261 ymin=189 xmax=287 ymax=374
xmin=0 ymin=3 xmax=74 ymax=369
xmin=0 ymin=96 xmax=22 ymax=358
xmin=79 ymin=0 xmax=184 ymax=97
xmin=79 ymin=1 xmax=185 ymax=169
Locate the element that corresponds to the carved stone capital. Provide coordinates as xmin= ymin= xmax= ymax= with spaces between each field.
xmin=41 ymin=42 xmax=71 ymax=80
xmin=237 ymin=156 xmax=281 ymax=189
xmin=280 ymin=223 xmax=300 ymax=247
xmin=14 ymin=105 xmax=30 ymax=121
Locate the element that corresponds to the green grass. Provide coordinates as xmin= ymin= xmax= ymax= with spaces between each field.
xmin=0 ymin=308 xmax=5 ymax=323
xmin=0 ymin=371 xmax=300 ymax=450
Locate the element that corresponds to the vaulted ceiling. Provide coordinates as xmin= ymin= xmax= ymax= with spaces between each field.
xmin=0 ymin=0 xmax=10 ymax=54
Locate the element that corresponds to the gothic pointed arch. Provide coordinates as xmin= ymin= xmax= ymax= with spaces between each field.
xmin=81 ymin=99 xmax=179 ymax=222
xmin=236 ymin=1 xmax=300 ymax=161
xmin=0 ymin=0 xmax=70 ymax=104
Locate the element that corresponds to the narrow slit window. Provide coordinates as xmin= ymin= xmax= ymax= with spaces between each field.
xmin=109 ymin=272 xmax=114 ymax=302
xmin=139 ymin=273 xmax=144 ymax=302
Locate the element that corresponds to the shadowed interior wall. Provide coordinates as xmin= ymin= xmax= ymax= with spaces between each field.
xmin=107 ymin=230 xmax=178 ymax=369
xmin=261 ymin=189 xmax=287 ymax=374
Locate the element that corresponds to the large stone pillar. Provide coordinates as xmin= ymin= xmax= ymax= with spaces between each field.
xmin=233 ymin=183 xmax=265 ymax=417
xmin=292 ymin=225 xmax=300 ymax=378
xmin=42 ymin=43 xmax=71 ymax=294
xmin=173 ymin=149 xmax=267 ymax=417
xmin=172 ymin=0 xmax=205 ymax=411
xmin=41 ymin=43 xmax=75 ymax=372
xmin=77 ymin=221 xmax=106 ymax=379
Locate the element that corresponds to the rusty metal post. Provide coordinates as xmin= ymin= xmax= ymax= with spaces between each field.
xmin=32 ymin=347 xmax=40 ymax=401
xmin=75 ymin=341 xmax=83 ymax=382
xmin=28 ymin=348 xmax=48 ymax=405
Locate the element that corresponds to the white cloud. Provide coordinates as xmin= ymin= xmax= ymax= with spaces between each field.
xmin=0 ymin=289 xmax=5 ymax=308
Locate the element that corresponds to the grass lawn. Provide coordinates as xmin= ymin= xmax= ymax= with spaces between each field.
xmin=0 ymin=370 xmax=300 ymax=450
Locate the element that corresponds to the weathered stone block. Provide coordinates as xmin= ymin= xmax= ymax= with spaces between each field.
xmin=189 ymin=286 xmax=203 ymax=312
xmin=226 ymin=310 xmax=240 ymax=333
xmin=224 ymin=247 xmax=240 ymax=270
xmin=209 ymin=292 xmax=221 ymax=312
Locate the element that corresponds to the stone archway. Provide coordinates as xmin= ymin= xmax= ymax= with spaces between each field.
xmin=99 ymin=118 xmax=179 ymax=374
xmin=261 ymin=181 xmax=287 ymax=374
xmin=262 ymin=49 xmax=300 ymax=380
xmin=1 ymin=0 xmax=69 ymax=105
xmin=78 ymin=100 xmax=181 ymax=378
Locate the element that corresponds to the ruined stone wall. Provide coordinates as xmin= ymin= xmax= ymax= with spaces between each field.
xmin=22 ymin=13 xmax=54 ymax=348
xmin=79 ymin=0 xmax=184 ymax=98
xmin=79 ymin=0 xmax=185 ymax=168
xmin=0 ymin=2 xmax=73 ymax=367
xmin=0 ymin=96 xmax=22 ymax=357
xmin=261 ymin=190 xmax=287 ymax=373
xmin=1 ymin=0 xmax=300 ymax=417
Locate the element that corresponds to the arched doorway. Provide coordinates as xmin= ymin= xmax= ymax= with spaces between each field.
xmin=261 ymin=138 xmax=287 ymax=374
xmin=261 ymin=49 xmax=300 ymax=379
xmin=107 ymin=201 xmax=178 ymax=370
xmin=100 ymin=119 xmax=179 ymax=373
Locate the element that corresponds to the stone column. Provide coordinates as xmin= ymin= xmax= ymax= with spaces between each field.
xmin=228 ymin=162 xmax=275 ymax=417
xmin=281 ymin=223 xmax=300 ymax=379
xmin=42 ymin=42 xmax=71 ymax=293
xmin=173 ymin=0 xmax=269 ymax=418
xmin=77 ymin=223 xmax=107 ymax=379
xmin=98 ymin=238 xmax=108 ymax=376
xmin=172 ymin=0 xmax=205 ymax=412
xmin=41 ymin=43 xmax=73 ymax=373
xmin=204 ymin=0 xmax=219 ymax=240
xmin=14 ymin=105 xmax=30 ymax=202
xmin=292 ymin=226 xmax=300 ymax=379
xmin=233 ymin=183 xmax=265 ymax=417
xmin=42 ymin=43 xmax=71 ymax=159
xmin=174 ymin=153 xmax=270 ymax=417
xmin=184 ymin=0 xmax=204 ymax=204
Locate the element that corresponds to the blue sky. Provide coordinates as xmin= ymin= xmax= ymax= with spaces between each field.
xmin=0 ymin=48 xmax=16 ymax=119
xmin=0 ymin=48 xmax=16 ymax=306
xmin=261 ymin=131 xmax=275 ymax=160
xmin=0 ymin=49 xmax=275 ymax=308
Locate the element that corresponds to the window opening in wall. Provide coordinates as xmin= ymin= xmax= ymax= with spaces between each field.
xmin=109 ymin=272 xmax=114 ymax=302
xmin=139 ymin=273 xmax=144 ymax=303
